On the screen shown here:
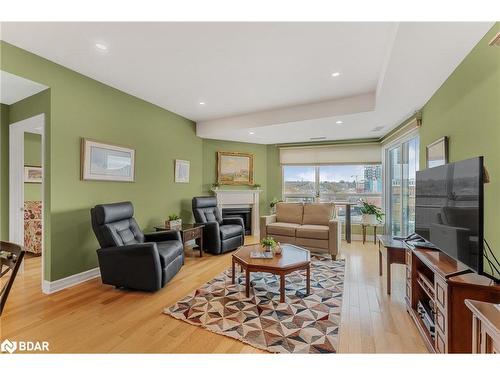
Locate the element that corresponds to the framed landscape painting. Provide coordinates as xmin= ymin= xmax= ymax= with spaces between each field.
xmin=81 ymin=138 xmax=135 ymax=182
xmin=217 ymin=151 xmax=254 ymax=185
xmin=426 ymin=136 xmax=448 ymax=168
xmin=24 ymin=165 xmax=42 ymax=183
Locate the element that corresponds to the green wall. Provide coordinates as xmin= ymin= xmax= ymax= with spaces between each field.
xmin=1 ymin=41 xmax=204 ymax=281
xmin=24 ymin=132 xmax=42 ymax=202
xmin=0 ymin=104 xmax=9 ymax=240
xmin=419 ymin=23 xmax=500 ymax=278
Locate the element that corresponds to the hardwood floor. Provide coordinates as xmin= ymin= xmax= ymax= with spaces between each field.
xmin=0 ymin=238 xmax=427 ymax=353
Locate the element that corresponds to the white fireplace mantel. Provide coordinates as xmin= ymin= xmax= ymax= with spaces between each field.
xmin=211 ymin=189 xmax=263 ymax=237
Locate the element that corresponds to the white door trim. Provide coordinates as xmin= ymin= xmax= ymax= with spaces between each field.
xmin=9 ymin=113 xmax=46 ymax=289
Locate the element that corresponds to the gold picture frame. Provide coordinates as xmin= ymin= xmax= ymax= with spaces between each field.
xmin=217 ymin=151 xmax=254 ymax=185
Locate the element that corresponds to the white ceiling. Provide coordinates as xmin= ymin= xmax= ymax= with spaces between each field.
xmin=0 ymin=22 xmax=493 ymax=143
xmin=0 ymin=70 xmax=48 ymax=105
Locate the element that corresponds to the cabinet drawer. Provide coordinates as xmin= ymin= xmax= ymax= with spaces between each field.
xmin=436 ymin=330 xmax=446 ymax=353
xmin=435 ymin=277 xmax=447 ymax=311
xmin=435 ymin=307 xmax=446 ymax=334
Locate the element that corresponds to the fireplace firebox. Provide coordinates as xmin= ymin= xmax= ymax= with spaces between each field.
xmin=221 ymin=207 xmax=252 ymax=235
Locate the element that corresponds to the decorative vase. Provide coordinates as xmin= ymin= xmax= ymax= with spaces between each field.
xmin=361 ymin=214 xmax=378 ymax=225
xmin=265 ymin=245 xmax=272 ymax=252
xmin=273 ymin=243 xmax=282 ymax=255
xmin=271 ymin=206 xmax=276 ymax=214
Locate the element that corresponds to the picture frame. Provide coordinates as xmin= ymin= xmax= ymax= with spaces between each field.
xmin=81 ymin=138 xmax=135 ymax=182
xmin=24 ymin=165 xmax=42 ymax=183
xmin=426 ymin=136 xmax=449 ymax=168
xmin=174 ymin=159 xmax=190 ymax=183
xmin=217 ymin=151 xmax=254 ymax=185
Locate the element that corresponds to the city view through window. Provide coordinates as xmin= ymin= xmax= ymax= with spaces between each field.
xmin=283 ymin=164 xmax=383 ymax=222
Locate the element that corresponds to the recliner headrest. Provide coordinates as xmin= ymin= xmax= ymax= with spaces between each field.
xmin=192 ymin=196 xmax=218 ymax=209
xmin=92 ymin=201 xmax=134 ymax=225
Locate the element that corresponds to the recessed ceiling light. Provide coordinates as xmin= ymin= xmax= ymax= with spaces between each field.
xmin=199 ymin=101 xmax=206 ymax=105
xmin=331 ymin=72 xmax=341 ymax=77
xmin=336 ymin=120 xmax=343 ymax=124
xmin=95 ymin=43 xmax=108 ymax=51
xmin=249 ymin=131 xmax=255 ymax=135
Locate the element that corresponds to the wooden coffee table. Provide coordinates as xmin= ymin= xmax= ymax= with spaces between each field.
xmin=231 ymin=243 xmax=311 ymax=303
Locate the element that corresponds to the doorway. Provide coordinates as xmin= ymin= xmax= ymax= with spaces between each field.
xmin=9 ymin=114 xmax=45 ymax=283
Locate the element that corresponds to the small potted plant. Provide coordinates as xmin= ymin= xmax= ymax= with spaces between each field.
xmin=252 ymin=183 xmax=261 ymax=190
xmin=211 ymin=182 xmax=220 ymax=190
xmin=166 ymin=214 xmax=182 ymax=230
xmin=269 ymin=198 xmax=282 ymax=214
xmin=261 ymin=236 xmax=277 ymax=253
xmin=359 ymin=200 xmax=384 ymax=225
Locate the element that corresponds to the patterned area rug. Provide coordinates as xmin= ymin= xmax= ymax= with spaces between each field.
xmin=165 ymin=255 xmax=345 ymax=353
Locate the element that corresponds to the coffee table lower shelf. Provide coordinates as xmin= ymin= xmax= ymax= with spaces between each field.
xmin=231 ymin=247 xmax=311 ymax=303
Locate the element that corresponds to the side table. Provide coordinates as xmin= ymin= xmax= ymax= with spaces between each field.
xmin=154 ymin=224 xmax=204 ymax=257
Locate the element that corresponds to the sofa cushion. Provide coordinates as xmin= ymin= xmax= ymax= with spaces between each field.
xmin=296 ymin=237 xmax=329 ymax=250
xmin=302 ymin=203 xmax=334 ymax=225
xmin=220 ymin=224 xmax=243 ymax=240
xmin=156 ymin=240 xmax=184 ymax=268
xmin=276 ymin=203 xmax=303 ymax=224
xmin=296 ymin=224 xmax=329 ymax=240
xmin=267 ymin=222 xmax=300 ymax=237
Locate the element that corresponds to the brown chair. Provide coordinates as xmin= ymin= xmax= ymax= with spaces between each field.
xmin=260 ymin=202 xmax=340 ymax=259
xmin=0 ymin=241 xmax=25 ymax=315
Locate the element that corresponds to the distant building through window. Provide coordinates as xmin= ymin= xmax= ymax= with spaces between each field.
xmin=282 ymin=164 xmax=383 ymax=222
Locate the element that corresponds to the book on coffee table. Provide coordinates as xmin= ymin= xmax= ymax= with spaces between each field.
xmin=250 ymin=251 xmax=273 ymax=259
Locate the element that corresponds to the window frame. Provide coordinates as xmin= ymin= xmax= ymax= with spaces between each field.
xmin=281 ymin=162 xmax=384 ymax=219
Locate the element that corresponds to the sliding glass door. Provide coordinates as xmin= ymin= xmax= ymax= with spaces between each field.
xmin=386 ymin=135 xmax=419 ymax=237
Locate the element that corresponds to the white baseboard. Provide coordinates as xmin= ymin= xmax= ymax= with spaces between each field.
xmin=42 ymin=267 xmax=100 ymax=295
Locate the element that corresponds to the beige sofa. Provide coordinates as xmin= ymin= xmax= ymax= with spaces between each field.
xmin=260 ymin=202 xmax=340 ymax=259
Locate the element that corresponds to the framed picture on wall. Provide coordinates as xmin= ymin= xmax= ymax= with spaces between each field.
xmin=217 ymin=151 xmax=254 ymax=185
xmin=174 ymin=159 xmax=190 ymax=183
xmin=24 ymin=165 xmax=42 ymax=183
xmin=81 ymin=138 xmax=135 ymax=182
xmin=426 ymin=136 xmax=449 ymax=168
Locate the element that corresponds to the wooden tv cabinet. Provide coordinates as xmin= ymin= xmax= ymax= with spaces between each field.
xmin=405 ymin=244 xmax=500 ymax=353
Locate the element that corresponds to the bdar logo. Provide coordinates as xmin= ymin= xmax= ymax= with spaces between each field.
xmin=1 ymin=339 xmax=17 ymax=353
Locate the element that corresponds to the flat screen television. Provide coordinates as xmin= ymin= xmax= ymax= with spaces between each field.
xmin=415 ymin=157 xmax=495 ymax=280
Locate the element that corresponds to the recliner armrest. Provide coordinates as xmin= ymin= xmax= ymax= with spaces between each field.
xmin=144 ymin=230 xmax=182 ymax=243
xmin=222 ymin=216 xmax=244 ymax=227
xmin=96 ymin=243 xmax=163 ymax=291
xmin=196 ymin=221 xmax=222 ymax=254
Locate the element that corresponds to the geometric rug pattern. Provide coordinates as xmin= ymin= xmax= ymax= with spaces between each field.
xmin=164 ymin=255 xmax=345 ymax=353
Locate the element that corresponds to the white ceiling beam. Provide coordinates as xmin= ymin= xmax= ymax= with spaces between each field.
xmin=196 ymin=92 xmax=375 ymax=137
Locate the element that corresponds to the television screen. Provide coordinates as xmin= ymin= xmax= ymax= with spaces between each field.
xmin=415 ymin=157 xmax=483 ymax=274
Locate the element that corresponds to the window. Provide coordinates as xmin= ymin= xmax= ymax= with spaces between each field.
xmin=282 ymin=164 xmax=383 ymax=222
xmin=386 ymin=135 xmax=419 ymax=237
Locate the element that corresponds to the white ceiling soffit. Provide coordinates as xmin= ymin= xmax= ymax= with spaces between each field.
xmin=0 ymin=70 xmax=48 ymax=105
xmin=197 ymin=22 xmax=493 ymax=144
xmin=0 ymin=22 xmax=493 ymax=144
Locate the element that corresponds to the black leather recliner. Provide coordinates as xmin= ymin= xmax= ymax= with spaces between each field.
xmin=192 ymin=196 xmax=245 ymax=255
xmin=90 ymin=201 xmax=184 ymax=292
